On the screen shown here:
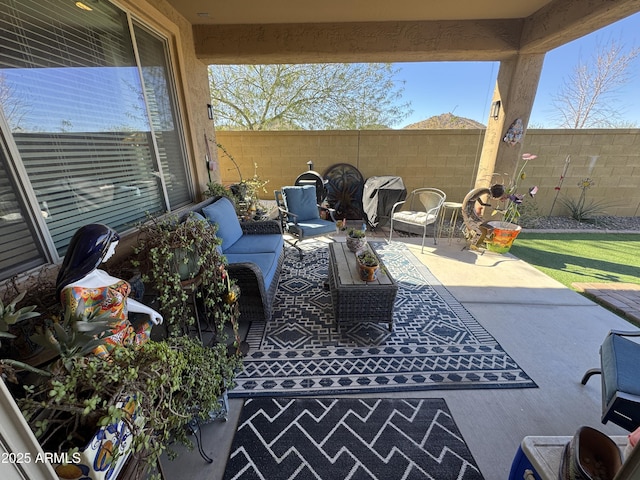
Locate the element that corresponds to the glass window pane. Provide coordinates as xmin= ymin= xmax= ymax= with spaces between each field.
xmin=134 ymin=22 xmax=191 ymax=208
xmin=0 ymin=145 xmax=45 ymax=280
xmin=0 ymin=0 xmax=180 ymax=256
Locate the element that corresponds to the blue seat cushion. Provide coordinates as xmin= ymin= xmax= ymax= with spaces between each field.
xmin=288 ymin=218 xmax=336 ymax=237
xmin=202 ymin=197 xmax=243 ymax=252
xmin=601 ymin=334 xmax=640 ymax=404
xmin=282 ymin=185 xmax=319 ymax=221
xmin=224 ymin=233 xmax=284 ymax=255
xmin=225 ymin=252 xmax=279 ymax=291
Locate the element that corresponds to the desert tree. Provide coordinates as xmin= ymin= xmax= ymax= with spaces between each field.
xmin=551 ymin=38 xmax=640 ymax=128
xmin=208 ymin=63 xmax=412 ymax=130
xmin=0 ymin=73 xmax=30 ymax=130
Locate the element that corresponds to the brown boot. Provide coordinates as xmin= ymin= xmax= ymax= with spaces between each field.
xmin=559 ymin=426 xmax=622 ymax=480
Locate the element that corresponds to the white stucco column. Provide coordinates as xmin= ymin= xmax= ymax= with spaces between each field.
xmin=476 ymin=53 xmax=545 ymax=188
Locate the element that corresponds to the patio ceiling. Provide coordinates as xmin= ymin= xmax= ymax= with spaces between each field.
xmin=169 ymin=0 xmax=554 ymax=24
xmin=165 ymin=0 xmax=640 ymax=63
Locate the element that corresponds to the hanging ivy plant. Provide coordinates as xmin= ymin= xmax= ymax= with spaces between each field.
xmin=133 ymin=213 xmax=239 ymax=342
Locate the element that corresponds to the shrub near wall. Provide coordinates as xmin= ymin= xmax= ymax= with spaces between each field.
xmin=216 ymin=129 xmax=640 ymax=217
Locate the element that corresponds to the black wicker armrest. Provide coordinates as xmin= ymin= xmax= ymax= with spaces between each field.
xmin=226 ymin=261 xmax=267 ymax=291
xmin=240 ymin=220 xmax=283 ymax=235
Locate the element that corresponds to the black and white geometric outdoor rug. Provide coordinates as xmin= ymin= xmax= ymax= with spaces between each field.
xmin=223 ymin=397 xmax=484 ymax=480
xmin=229 ymin=240 xmax=536 ymax=397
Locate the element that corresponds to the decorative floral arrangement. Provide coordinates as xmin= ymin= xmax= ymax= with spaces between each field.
xmin=495 ymin=153 xmax=539 ymax=225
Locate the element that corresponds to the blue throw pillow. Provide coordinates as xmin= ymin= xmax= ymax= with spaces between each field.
xmin=202 ymin=197 xmax=243 ymax=251
xmin=190 ymin=211 xmax=206 ymax=221
xmin=282 ymin=185 xmax=319 ymax=221
xmin=184 ymin=211 xmax=222 ymax=254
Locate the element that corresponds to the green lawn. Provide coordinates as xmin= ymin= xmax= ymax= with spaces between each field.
xmin=509 ymin=233 xmax=640 ymax=290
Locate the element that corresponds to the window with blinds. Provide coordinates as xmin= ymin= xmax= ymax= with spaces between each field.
xmin=0 ymin=0 xmax=191 ymax=277
xmin=134 ymin=21 xmax=192 ymax=209
xmin=0 ymin=146 xmax=45 ymax=277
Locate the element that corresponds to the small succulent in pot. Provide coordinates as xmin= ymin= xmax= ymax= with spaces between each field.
xmin=346 ymin=224 xmax=367 ymax=252
xmin=356 ymin=250 xmax=379 ymax=267
xmin=356 ymin=250 xmax=380 ymax=281
xmin=346 ymin=228 xmax=366 ymax=252
xmin=347 ymin=227 xmax=366 ymax=239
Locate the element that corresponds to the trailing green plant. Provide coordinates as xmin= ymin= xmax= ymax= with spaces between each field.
xmin=18 ymin=336 xmax=239 ymax=480
xmin=205 ymin=181 xmax=237 ymax=206
xmin=133 ymin=213 xmax=240 ymax=341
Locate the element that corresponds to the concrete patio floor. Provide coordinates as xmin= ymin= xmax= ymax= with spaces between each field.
xmin=161 ymin=231 xmax=633 ymax=480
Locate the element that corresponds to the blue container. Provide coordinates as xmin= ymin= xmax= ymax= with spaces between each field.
xmin=508 ymin=445 xmax=542 ymax=480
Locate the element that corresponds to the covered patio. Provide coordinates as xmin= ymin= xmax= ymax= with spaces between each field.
xmin=2 ymin=1 xmax=640 ymax=479
xmin=161 ymin=230 xmax=633 ymax=479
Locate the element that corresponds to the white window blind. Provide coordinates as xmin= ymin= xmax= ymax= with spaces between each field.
xmin=0 ymin=0 xmax=191 ymax=271
xmin=0 ymin=147 xmax=45 ymax=277
xmin=134 ymin=22 xmax=191 ymax=208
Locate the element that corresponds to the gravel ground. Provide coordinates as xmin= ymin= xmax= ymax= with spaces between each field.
xmin=521 ymin=215 xmax=640 ymax=231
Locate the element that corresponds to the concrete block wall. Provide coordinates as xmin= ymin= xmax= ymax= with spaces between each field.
xmin=216 ymin=129 xmax=640 ymax=217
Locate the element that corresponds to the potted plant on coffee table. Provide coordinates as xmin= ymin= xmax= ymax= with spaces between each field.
xmin=356 ymin=250 xmax=380 ymax=282
xmin=346 ymin=227 xmax=367 ymax=252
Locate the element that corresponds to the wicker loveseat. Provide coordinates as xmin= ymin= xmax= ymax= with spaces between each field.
xmin=192 ymin=196 xmax=284 ymax=322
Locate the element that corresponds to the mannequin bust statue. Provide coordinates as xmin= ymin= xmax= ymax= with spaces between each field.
xmin=56 ymin=223 xmax=163 ymax=357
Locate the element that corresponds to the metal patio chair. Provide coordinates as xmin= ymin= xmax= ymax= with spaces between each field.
xmin=388 ymin=187 xmax=446 ymax=253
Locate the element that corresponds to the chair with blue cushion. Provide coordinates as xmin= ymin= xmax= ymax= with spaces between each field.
xmin=581 ymin=330 xmax=640 ymax=432
xmin=275 ymin=185 xmax=337 ymax=259
xmin=200 ymin=196 xmax=284 ymax=322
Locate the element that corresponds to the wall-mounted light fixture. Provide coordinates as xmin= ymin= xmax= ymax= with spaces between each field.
xmin=207 ymin=104 xmax=214 ymax=120
xmin=491 ymin=100 xmax=501 ymax=120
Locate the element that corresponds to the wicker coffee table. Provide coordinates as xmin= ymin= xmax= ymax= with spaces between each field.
xmin=327 ymin=242 xmax=398 ymax=331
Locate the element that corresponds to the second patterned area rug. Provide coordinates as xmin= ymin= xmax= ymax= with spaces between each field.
xmin=229 ymin=241 xmax=536 ymax=397
xmin=223 ymin=397 xmax=484 ymax=480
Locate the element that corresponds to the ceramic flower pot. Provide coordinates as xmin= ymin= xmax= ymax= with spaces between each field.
xmin=485 ymin=221 xmax=522 ymax=253
xmin=346 ymin=236 xmax=366 ymax=252
xmin=53 ymin=396 xmax=139 ymax=480
xmin=356 ymin=251 xmax=380 ymax=282
xmin=357 ymin=262 xmax=379 ymax=282
xmin=174 ymin=247 xmax=200 ymax=280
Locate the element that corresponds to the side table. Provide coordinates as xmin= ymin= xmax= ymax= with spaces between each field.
xmin=327 ymin=242 xmax=397 ymax=331
xmin=438 ymin=201 xmax=463 ymax=244
xmin=180 ymin=274 xmax=205 ymax=342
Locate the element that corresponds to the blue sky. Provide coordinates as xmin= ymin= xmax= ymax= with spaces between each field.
xmin=393 ymin=12 xmax=640 ymax=128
